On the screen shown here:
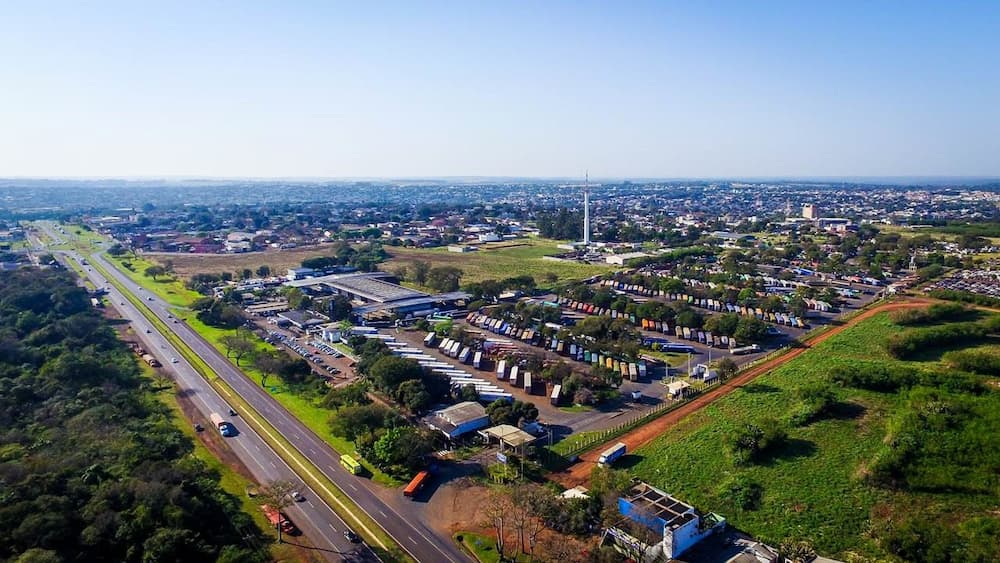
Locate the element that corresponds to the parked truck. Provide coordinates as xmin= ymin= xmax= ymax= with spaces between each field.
xmin=598 ymin=442 xmax=627 ymax=466
xmin=210 ymin=412 xmax=236 ymax=437
xmin=262 ymin=505 xmax=296 ymax=535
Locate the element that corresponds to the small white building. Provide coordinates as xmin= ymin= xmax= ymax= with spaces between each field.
xmin=606 ymin=252 xmax=650 ymax=266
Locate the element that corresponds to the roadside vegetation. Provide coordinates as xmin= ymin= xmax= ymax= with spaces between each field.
xmin=0 ymin=269 xmax=269 ymax=562
xmin=629 ymin=307 xmax=1000 ymax=561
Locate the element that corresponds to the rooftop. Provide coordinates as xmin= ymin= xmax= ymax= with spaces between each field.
xmin=624 ymin=482 xmax=696 ymax=529
xmin=286 ymin=272 xmax=426 ymax=303
xmin=482 ymin=424 xmax=537 ymax=448
xmin=435 ymin=401 xmax=487 ymax=426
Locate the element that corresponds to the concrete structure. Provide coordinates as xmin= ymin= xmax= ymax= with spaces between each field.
xmin=802 ymin=203 xmax=817 ymax=220
xmin=611 ymin=482 xmax=725 ymax=561
xmin=286 ymin=271 xmax=468 ymax=320
xmin=425 ymin=401 xmax=490 ymax=439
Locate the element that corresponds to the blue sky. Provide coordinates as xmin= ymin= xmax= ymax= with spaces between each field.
xmin=1 ymin=1 xmax=997 ymax=178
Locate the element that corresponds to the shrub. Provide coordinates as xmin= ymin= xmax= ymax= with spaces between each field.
xmin=721 ymin=476 xmax=763 ymax=511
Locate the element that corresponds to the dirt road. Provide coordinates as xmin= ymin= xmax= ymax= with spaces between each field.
xmin=554 ymin=297 xmax=934 ymax=487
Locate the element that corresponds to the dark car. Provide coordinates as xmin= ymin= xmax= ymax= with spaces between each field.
xmin=343 ymin=530 xmax=360 ymax=543
xmin=194 ymin=423 xmax=204 ymax=432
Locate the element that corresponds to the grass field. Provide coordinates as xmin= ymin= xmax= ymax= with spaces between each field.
xmin=153 ymin=243 xmax=350 ymax=279
xmin=628 ymin=311 xmax=999 ymax=559
xmin=383 ymin=237 xmax=615 ymax=288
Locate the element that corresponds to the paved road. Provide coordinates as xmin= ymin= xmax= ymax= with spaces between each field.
xmin=86 ymin=249 xmax=470 ymax=563
xmin=61 ymin=248 xmax=377 ymax=563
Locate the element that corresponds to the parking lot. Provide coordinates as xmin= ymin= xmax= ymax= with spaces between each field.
xmin=252 ymin=320 xmax=360 ymax=387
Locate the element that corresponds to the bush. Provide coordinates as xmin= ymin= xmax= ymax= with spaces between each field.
xmin=885 ymin=318 xmax=996 ymax=359
xmin=728 ymin=419 xmax=787 ymax=466
xmin=889 ymin=303 xmax=974 ymax=326
xmin=721 ymin=476 xmax=763 ymax=511
xmin=787 ymin=383 xmax=837 ymax=426
xmin=942 ymin=349 xmax=1000 ymax=376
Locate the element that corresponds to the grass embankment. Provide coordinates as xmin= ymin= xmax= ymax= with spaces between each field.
xmin=385 ymin=237 xmax=614 ymax=289
xmin=87 ymin=251 xmax=412 ymax=561
xmin=629 ymin=311 xmax=1000 ymax=559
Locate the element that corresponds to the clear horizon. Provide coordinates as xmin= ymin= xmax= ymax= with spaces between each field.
xmin=1 ymin=1 xmax=998 ymax=178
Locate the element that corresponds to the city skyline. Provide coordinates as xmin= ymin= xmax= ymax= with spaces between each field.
xmin=1 ymin=1 xmax=998 ymax=178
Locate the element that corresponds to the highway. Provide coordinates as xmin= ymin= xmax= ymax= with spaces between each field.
xmin=52 ymin=227 xmax=470 ymax=563
xmin=40 ymin=239 xmax=378 ymax=561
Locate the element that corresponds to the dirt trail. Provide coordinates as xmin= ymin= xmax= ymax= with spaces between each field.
xmin=554 ymin=297 xmax=934 ymax=487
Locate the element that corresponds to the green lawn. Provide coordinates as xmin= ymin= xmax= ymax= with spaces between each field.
xmin=385 ymin=237 xmax=614 ymax=288
xmin=629 ymin=312 xmax=999 ymax=559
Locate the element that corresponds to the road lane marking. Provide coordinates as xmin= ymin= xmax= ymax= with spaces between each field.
xmin=378 ymin=510 xmax=387 ymax=518
xmin=348 ymin=483 xmax=358 ymax=492
xmin=92 ymin=254 xmax=394 ymax=554
xmin=328 ymin=523 xmax=337 ymax=533
xmin=408 ymin=536 xmax=417 ymax=545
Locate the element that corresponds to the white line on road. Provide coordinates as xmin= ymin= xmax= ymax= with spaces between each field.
xmin=408 ymin=536 xmax=417 ymax=545
xmin=378 ymin=510 xmax=387 ymax=518
xmin=348 ymin=483 xmax=358 ymax=492
xmin=328 ymin=523 xmax=337 ymax=533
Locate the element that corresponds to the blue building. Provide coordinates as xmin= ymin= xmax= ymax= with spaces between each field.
xmin=608 ymin=482 xmax=726 ymax=561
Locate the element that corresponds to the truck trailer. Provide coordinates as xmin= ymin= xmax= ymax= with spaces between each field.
xmin=598 ymin=442 xmax=627 ymax=466
xmin=210 ymin=412 xmax=236 ymax=437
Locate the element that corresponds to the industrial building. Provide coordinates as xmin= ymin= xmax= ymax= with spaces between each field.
xmin=285 ymin=271 xmax=469 ymax=321
xmin=425 ymin=402 xmax=490 ymax=439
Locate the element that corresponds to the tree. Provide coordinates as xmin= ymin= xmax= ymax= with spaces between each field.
xmin=481 ymin=488 xmax=514 ymax=559
xmin=256 ymin=264 xmax=271 ymax=277
xmin=368 ymin=356 xmax=423 ymax=394
xmin=734 ymin=316 xmax=769 ymax=343
xmin=458 ymin=383 xmax=480 ymax=402
xmin=220 ymin=332 xmax=256 ymax=366
xmin=427 ymin=266 xmax=463 ymax=292
xmin=328 ymin=403 xmax=400 ymax=441
xmin=327 ymin=294 xmax=353 ymax=321
xmin=396 ymin=379 xmax=432 ymax=414
xmin=717 ymin=357 xmax=738 ymax=380
xmin=256 ymin=480 xmax=299 ymax=542
xmin=410 ymin=260 xmax=431 ymax=285
xmin=143 ymin=265 xmax=166 ymax=280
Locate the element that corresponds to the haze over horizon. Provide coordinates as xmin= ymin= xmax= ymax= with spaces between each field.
xmin=2 ymin=1 xmax=998 ymax=179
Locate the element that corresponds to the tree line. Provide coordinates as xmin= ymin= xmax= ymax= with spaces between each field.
xmin=0 ymin=269 xmax=268 ymax=563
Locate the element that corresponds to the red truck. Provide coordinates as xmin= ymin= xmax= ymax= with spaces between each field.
xmin=262 ymin=505 xmax=296 ymax=535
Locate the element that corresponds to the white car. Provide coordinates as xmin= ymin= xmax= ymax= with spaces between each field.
xmin=170 ymin=357 xmax=179 ymax=363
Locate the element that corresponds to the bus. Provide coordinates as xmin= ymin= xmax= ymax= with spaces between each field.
xmin=403 ymin=470 xmax=430 ymax=498
xmin=340 ymin=454 xmax=362 ymax=475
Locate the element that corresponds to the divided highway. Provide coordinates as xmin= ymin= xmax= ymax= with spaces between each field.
xmin=83 ymin=249 xmax=470 ymax=563
xmin=63 ymin=249 xmax=377 ymax=562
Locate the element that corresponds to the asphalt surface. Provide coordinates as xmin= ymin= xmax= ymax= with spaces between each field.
xmin=60 ymin=248 xmax=377 ymax=562
xmin=69 ymin=240 xmax=469 ymax=563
